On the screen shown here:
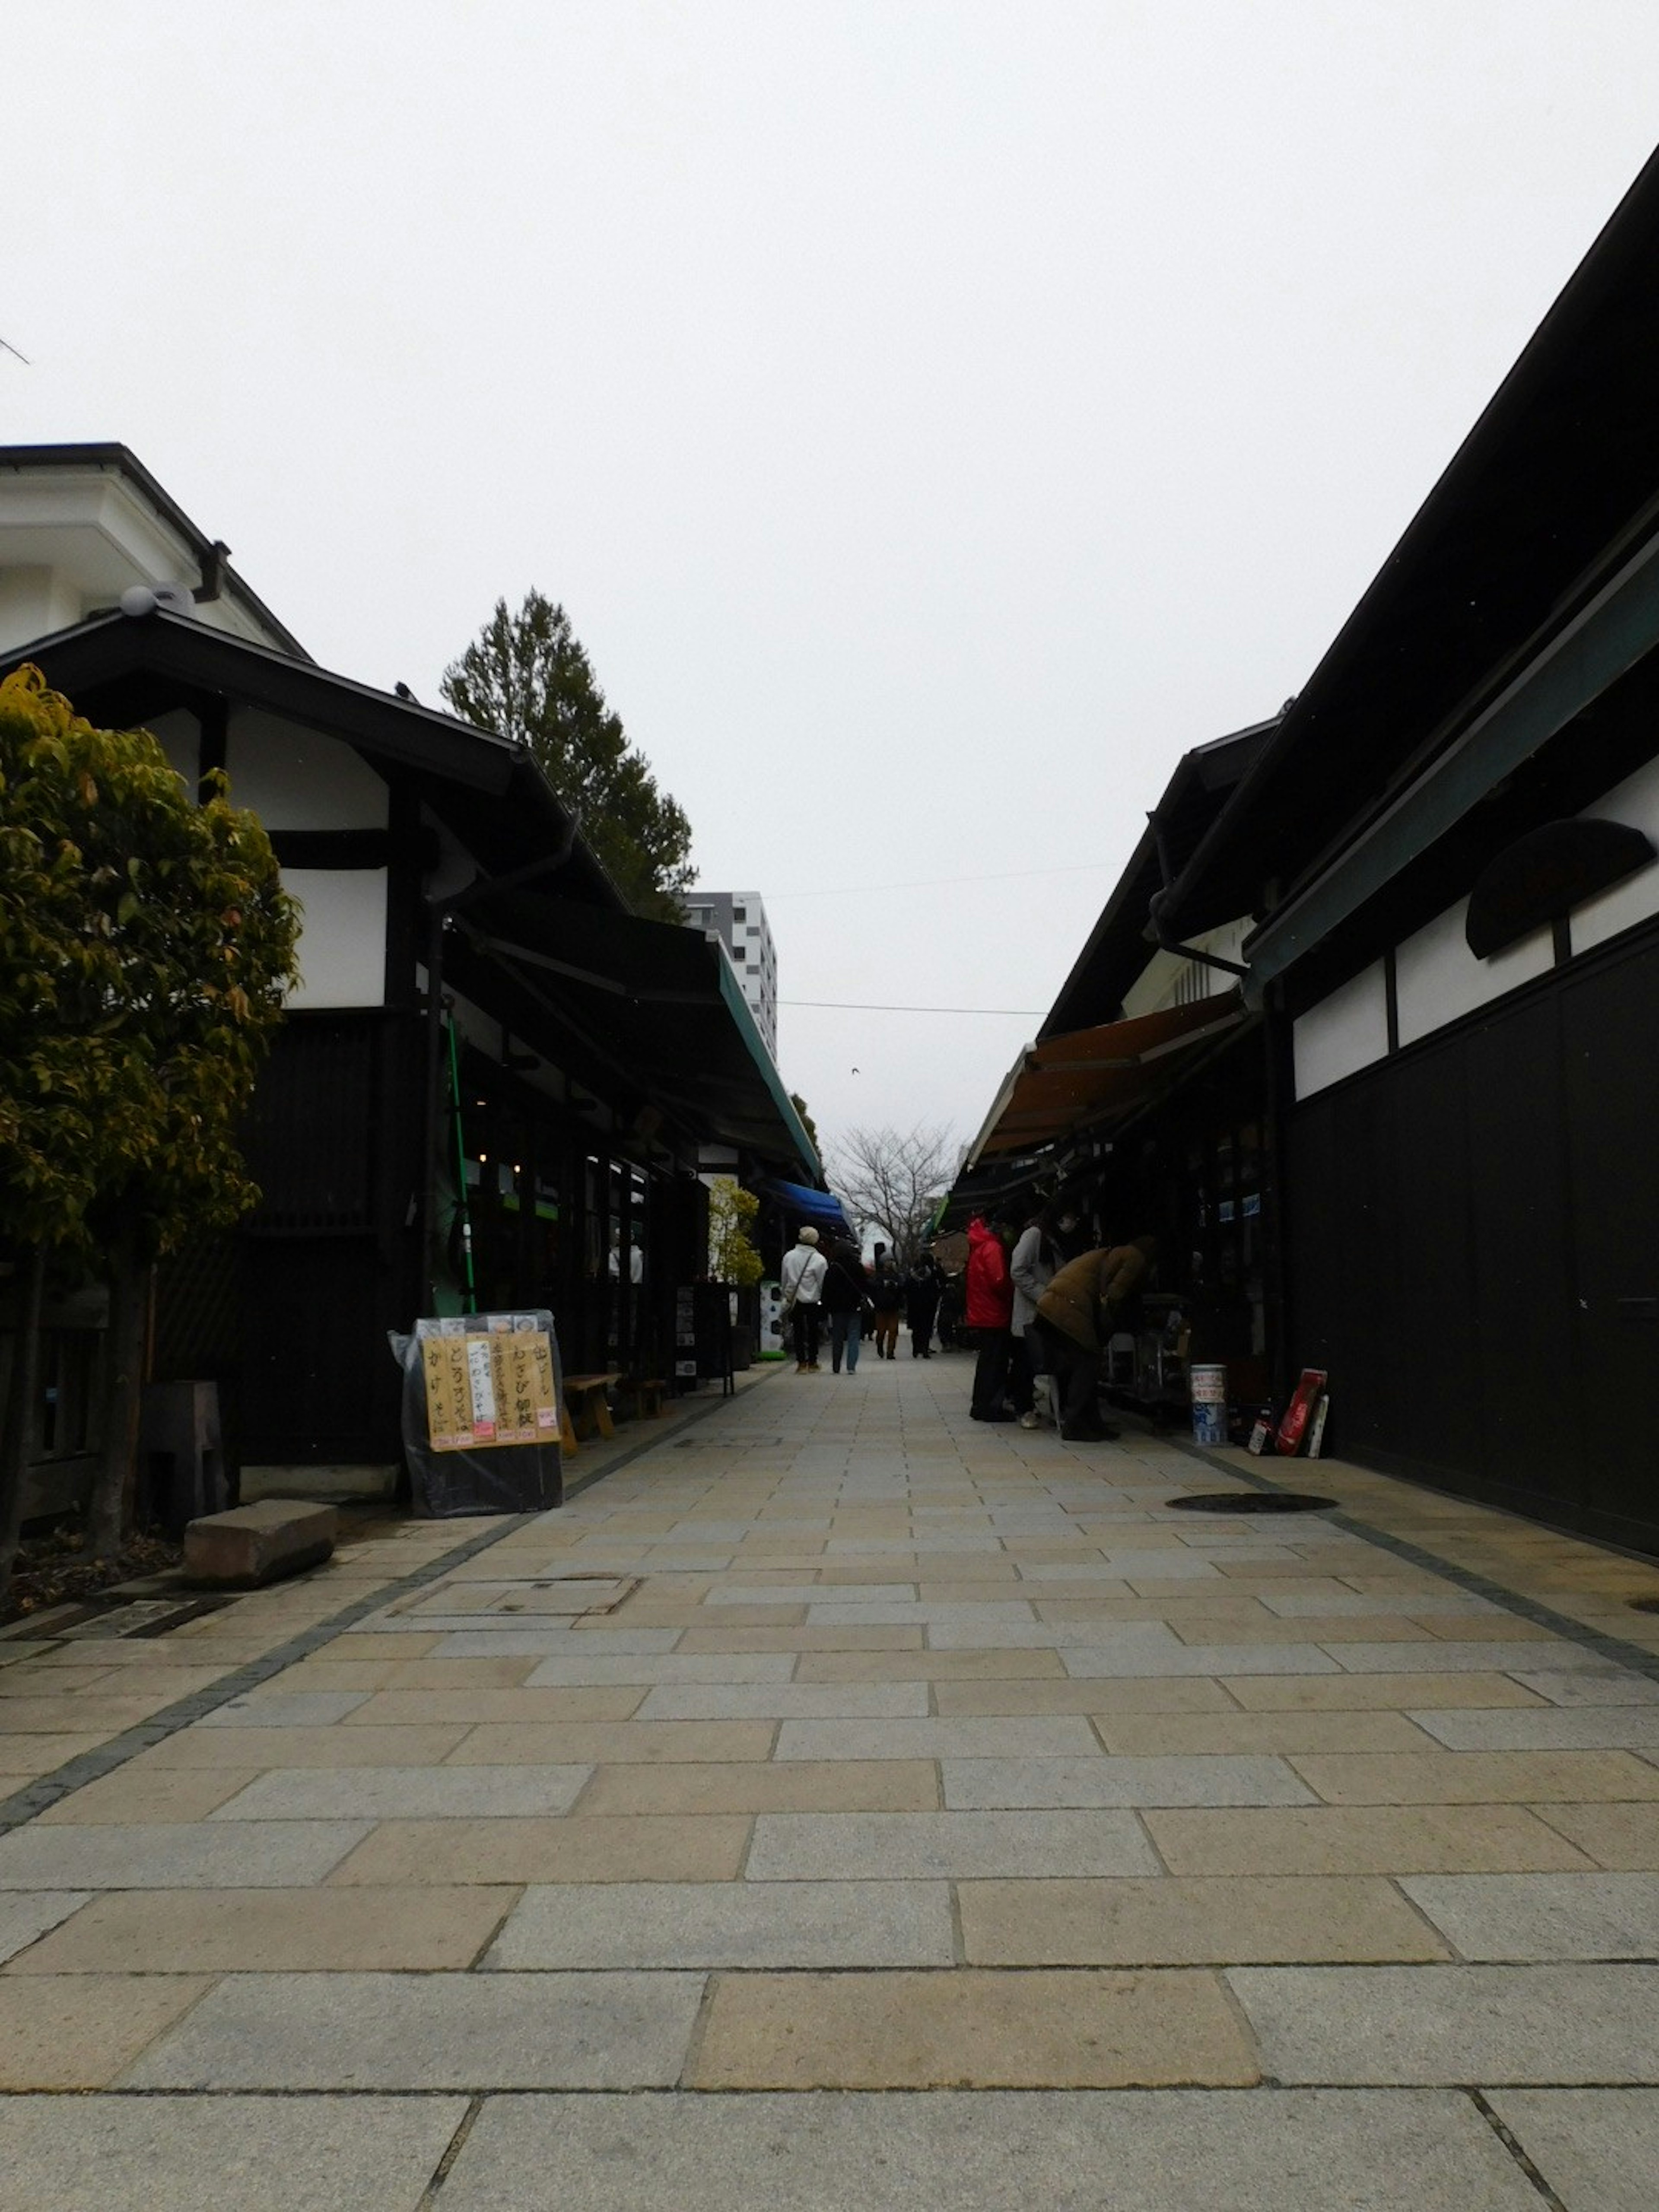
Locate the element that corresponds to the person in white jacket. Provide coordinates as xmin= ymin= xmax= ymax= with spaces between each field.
xmin=780 ymin=1227 xmax=830 ymax=1372
xmin=1009 ymin=1201 xmax=1076 ymax=1427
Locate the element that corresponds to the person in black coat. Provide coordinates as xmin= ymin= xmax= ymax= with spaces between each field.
xmin=820 ymin=1237 xmax=872 ymax=1374
xmin=905 ymin=1252 xmax=944 ymax=1358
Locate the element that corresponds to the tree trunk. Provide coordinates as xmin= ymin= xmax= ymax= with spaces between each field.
xmin=0 ymin=1246 xmax=47 ymax=1601
xmin=89 ymin=1220 xmax=148 ymax=1564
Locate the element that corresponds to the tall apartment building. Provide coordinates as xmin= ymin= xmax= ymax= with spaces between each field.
xmin=685 ymin=891 xmax=778 ymax=1056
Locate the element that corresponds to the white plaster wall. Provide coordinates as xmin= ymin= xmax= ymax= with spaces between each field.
xmin=1121 ymin=918 xmax=1250 ymax=1017
xmin=225 ymin=709 xmax=387 ymax=830
xmin=0 ymin=565 xmax=82 ymax=652
xmin=1292 ymin=961 xmax=1389 ymax=1099
xmin=1394 ymin=899 xmax=1554 ymax=1047
xmin=146 ymin=709 xmax=200 ymax=790
xmin=284 ymin=869 xmax=387 ymax=1008
xmin=1571 ymin=753 xmax=1659 ymax=953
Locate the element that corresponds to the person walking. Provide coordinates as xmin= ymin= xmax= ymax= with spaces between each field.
xmin=1033 ymin=1235 xmax=1156 ymax=1440
xmin=780 ymin=1226 xmax=829 ymax=1372
xmin=869 ymin=1242 xmax=903 ymax=1360
xmin=905 ymin=1250 xmax=943 ymax=1358
xmin=965 ymin=1211 xmax=1018 ymax=1421
xmin=1009 ymin=1199 xmax=1074 ymax=1427
xmin=820 ymin=1235 xmax=871 ymax=1374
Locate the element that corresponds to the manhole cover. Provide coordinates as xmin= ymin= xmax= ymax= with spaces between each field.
xmin=384 ymin=1575 xmax=639 ymax=1624
xmin=62 ymin=1595 xmax=234 ymax=1639
xmin=674 ymin=1437 xmax=783 ymax=1449
xmin=1168 ymin=1491 xmax=1336 ymax=1514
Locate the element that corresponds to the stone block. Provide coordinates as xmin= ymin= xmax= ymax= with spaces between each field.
xmin=1230 ymin=1962 xmax=1659 ymax=2084
xmin=1488 ymin=2089 xmax=1659 ymax=2212
xmin=121 ymin=1970 xmax=706 ymax=2089
xmin=183 ymin=1499 xmax=338 ymax=1587
xmin=0 ymin=2094 xmax=467 ymax=2212
xmin=1400 ymin=1872 xmax=1659 ymax=1961
xmin=485 ymin=1879 xmax=954 ymax=1969
xmin=437 ymin=2088 xmax=1543 ymax=2212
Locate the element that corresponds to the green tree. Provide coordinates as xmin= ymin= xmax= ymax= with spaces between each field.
xmin=441 ymin=591 xmax=694 ymax=921
xmin=788 ymin=1093 xmax=820 ymax=1161
xmin=0 ymin=666 xmax=299 ymax=1578
xmin=706 ymin=1176 xmax=764 ymax=1287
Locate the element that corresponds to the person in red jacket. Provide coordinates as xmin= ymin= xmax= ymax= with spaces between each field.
xmin=966 ymin=1211 xmax=1019 ymax=1421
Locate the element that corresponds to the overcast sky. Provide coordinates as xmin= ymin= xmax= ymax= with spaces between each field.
xmin=9 ymin=3 xmax=1659 ymax=1174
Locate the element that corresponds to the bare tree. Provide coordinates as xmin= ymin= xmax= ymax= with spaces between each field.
xmin=827 ymin=1124 xmax=956 ymax=1262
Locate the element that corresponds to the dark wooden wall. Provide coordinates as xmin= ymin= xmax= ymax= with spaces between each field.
xmin=1285 ymin=918 xmax=1659 ymax=1557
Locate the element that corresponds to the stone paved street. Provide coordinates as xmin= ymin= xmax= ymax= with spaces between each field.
xmin=3 ymin=1355 xmax=1659 ymax=2206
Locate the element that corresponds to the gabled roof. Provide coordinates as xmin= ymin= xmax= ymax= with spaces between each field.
xmin=1161 ymin=142 xmax=1659 ymax=941
xmin=1039 ymin=715 xmax=1275 ymax=1038
xmin=0 ymin=442 xmax=308 ymax=658
xmin=3 ymin=604 xmax=626 ymax=908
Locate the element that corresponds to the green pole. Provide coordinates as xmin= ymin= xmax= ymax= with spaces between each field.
xmin=445 ymin=1017 xmax=478 ymax=1313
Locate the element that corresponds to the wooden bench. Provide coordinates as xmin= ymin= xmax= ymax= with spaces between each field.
xmin=620 ymin=1376 xmax=669 ymax=1420
xmin=562 ymin=1371 xmax=623 ymax=1444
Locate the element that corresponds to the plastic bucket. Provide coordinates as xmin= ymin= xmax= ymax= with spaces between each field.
xmin=1191 ymin=1400 xmax=1227 ymax=1446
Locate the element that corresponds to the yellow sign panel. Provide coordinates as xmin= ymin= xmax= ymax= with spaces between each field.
xmin=420 ymin=1317 xmax=559 ymax=1453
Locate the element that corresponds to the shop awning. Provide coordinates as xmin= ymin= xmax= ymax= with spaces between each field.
xmin=966 ymin=992 xmax=1247 ymax=1166
xmin=759 ymin=1179 xmax=852 ymax=1238
xmin=450 ymin=890 xmax=820 ymax=1177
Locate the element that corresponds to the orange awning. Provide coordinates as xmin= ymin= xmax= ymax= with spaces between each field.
xmin=967 ymin=992 xmax=1246 ymax=1164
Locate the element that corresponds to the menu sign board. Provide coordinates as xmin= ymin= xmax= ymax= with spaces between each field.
xmin=416 ymin=1315 xmax=560 ymax=1454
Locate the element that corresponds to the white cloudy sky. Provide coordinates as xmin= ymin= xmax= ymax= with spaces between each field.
xmin=9 ymin=3 xmax=1659 ymax=1170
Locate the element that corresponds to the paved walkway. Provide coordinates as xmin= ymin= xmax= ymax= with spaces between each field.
xmin=3 ymin=1354 xmax=1659 ymax=2207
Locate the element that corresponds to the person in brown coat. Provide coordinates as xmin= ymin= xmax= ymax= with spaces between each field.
xmin=1033 ymin=1236 xmax=1157 ymax=1441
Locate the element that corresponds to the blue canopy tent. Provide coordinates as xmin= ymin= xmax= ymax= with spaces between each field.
xmin=761 ymin=1178 xmax=853 ymax=1240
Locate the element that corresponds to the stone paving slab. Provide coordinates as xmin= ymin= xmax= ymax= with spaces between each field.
xmin=772 ymin=1716 xmax=1100 ymax=1760
xmin=10 ymin=1883 xmax=517 ymax=1974
xmin=0 ymin=2088 xmax=471 ymax=2212
xmin=1144 ymin=1805 xmax=1597 ymax=1875
xmin=1093 ymin=1711 xmax=1437 ymax=1755
xmin=958 ymin=1875 xmax=1449 ymax=1965
xmin=931 ymin=1677 xmax=1240 ymax=1714
xmin=1487 ymin=2089 xmax=1659 ymax=2212
xmin=1327 ymin=1642 xmax=1605 ymax=1674
xmin=0 ymin=1821 xmax=372 ymax=1888
xmin=0 ymin=2094 xmax=469 ymax=2212
xmin=1411 ymin=1707 xmax=1659 ymax=1751
xmin=792 ymin=1649 xmax=1068 ymax=1681
xmin=1508 ymin=1669 xmax=1659 ymax=1706
xmin=1232 ymin=1961 xmax=1659 ymax=2083
xmin=746 ymin=1809 xmax=1160 ymax=1880
xmin=209 ymin=1764 xmax=592 ymax=1821
xmin=634 ymin=1683 xmax=929 ymax=1719
xmin=688 ymin=1967 xmax=1259 ymax=2088
xmin=201 ymin=1691 xmax=372 ymax=1728
xmin=1056 ymin=1639 xmax=1341 ymax=1673
xmin=524 ymin=1654 xmax=797 ymax=1685
xmin=447 ymin=1721 xmax=775 ymax=1764
xmin=0 ymin=1974 xmax=213 ymax=2087
xmin=574 ymin=1759 xmax=940 ymax=1815
xmin=485 ymin=1879 xmax=955 ymax=1968
xmin=439 ymin=2088 xmax=1543 ymax=2212
xmin=0 ymin=1890 xmax=90 ymax=1964
xmin=1399 ymin=1872 xmax=1659 ymax=1960
xmin=1227 ymin=1674 xmax=1549 ymax=1710
xmin=940 ymin=1754 xmax=1317 ymax=1808
xmin=1287 ymin=1751 xmax=1659 ymax=1804
xmin=1532 ymin=1801 xmax=1659 ymax=1869
xmin=136 ymin=1724 xmax=474 ymax=1767
xmin=122 ymin=1969 xmax=707 ymax=2088
xmin=433 ymin=1629 xmax=684 ymax=1656
xmin=330 ymin=1813 xmax=752 ymax=1885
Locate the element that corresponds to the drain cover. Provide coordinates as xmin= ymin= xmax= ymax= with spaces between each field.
xmin=1168 ymin=1491 xmax=1335 ymax=1514
xmin=674 ymin=1437 xmax=783 ymax=1449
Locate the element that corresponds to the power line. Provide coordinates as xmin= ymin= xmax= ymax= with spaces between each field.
xmin=780 ymin=999 xmax=1042 ymax=1016
xmin=755 ymin=861 xmax=1115 ymax=900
